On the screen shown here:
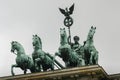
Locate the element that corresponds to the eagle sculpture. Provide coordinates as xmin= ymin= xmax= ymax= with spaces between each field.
xmin=59 ymin=4 xmax=74 ymax=17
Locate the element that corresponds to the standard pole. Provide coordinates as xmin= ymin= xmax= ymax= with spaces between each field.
xmin=68 ymin=27 xmax=71 ymax=44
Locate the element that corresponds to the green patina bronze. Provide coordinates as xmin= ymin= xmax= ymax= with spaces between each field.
xmin=32 ymin=35 xmax=64 ymax=71
xmin=55 ymin=28 xmax=85 ymax=67
xmin=32 ymin=35 xmax=54 ymax=71
xmin=11 ymin=41 xmax=36 ymax=76
xmin=84 ymin=26 xmax=99 ymax=65
xmin=69 ymin=36 xmax=85 ymax=62
xmin=9 ymin=3 xmax=99 ymax=76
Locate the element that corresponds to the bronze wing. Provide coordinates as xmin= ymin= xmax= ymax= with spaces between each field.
xmin=69 ymin=3 xmax=74 ymax=15
xmin=59 ymin=8 xmax=66 ymax=16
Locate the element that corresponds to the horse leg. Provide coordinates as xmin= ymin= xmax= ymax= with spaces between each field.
xmin=78 ymin=58 xmax=85 ymax=66
xmin=34 ymin=60 xmax=39 ymax=71
xmin=30 ymin=65 xmax=36 ymax=73
xmin=35 ymin=58 xmax=41 ymax=72
xmin=80 ymin=57 xmax=85 ymax=66
xmin=90 ymin=51 xmax=94 ymax=65
xmin=11 ymin=64 xmax=19 ymax=76
xmin=84 ymin=50 xmax=90 ymax=65
xmin=24 ymin=69 xmax=27 ymax=74
xmin=51 ymin=64 xmax=54 ymax=70
xmin=42 ymin=65 xmax=47 ymax=71
xmin=90 ymin=56 xmax=93 ymax=65
xmin=37 ymin=58 xmax=42 ymax=72
xmin=65 ymin=61 xmax=70 ymax=67
xmin=84 ymin=57 xmax=89 ymax=65
xmin=38 ymin=63 xmax=42 ymax=72
xmin=29 ymin=61 xmax=36 ymax=73
xmin=94 ymin=52 xmax=98 ymax=64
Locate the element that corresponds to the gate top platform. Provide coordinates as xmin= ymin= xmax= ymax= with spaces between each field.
xmin=0 ymin=65 xmax=109 ymax=80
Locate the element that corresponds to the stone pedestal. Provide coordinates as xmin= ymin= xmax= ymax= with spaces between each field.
xmin=0 ymin=65 xmax=109 ymax=80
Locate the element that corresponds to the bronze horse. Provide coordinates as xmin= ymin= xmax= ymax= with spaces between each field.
xmin=11 ymin=41 xmax=36 ymax=76
xmin=84 ymin=26 xmax=98 ymax=65
xmin=32 ymin=35 xmax=54 ymax=71
xmin=55 ymin=28 xmax=85 ymax=67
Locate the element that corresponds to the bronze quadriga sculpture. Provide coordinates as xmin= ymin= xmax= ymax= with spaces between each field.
xmin=9 ymin=3 xmax=99 ymax=76
xmin=32 ymin=35 xmax=54 ymax=71
xmin=11 ymin=41 xmax=36 ymax=76
xmin=55 ymin=28 xmax=85 ymax=67
xmin=84 ymin=26 xmax=99 ymax=65
xmin=32 ymin=34 xmax=64 ymax=72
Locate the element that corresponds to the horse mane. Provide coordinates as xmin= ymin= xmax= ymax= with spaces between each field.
xmin=37 ymin=36 xmax=42 ymax=49
xmin=12 ymin=41 xmax=25 ymax=53
xmin=14 ymin=41 xmax=23 ymax=48
xmin=87 ymin=27 xmax=94 ymax=40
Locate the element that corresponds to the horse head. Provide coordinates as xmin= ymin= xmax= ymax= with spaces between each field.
xmin=11 ymin=41 xmax=19 ymax=53
xmin=11 ymin=41 xmax=24 ymax=55
xmin=60 ymin=28 xmax=68 ymax=45
xmin=60 ymin=28 xmax=67 ymax=37
xmin=32 ymin=35 xmax=42 ymax=50
xmin=88 ymin=26 xmax=96 ymax=40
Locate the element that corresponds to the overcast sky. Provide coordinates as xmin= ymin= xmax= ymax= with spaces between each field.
xmin=0 ymin=0 xmax=120 ymax=77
